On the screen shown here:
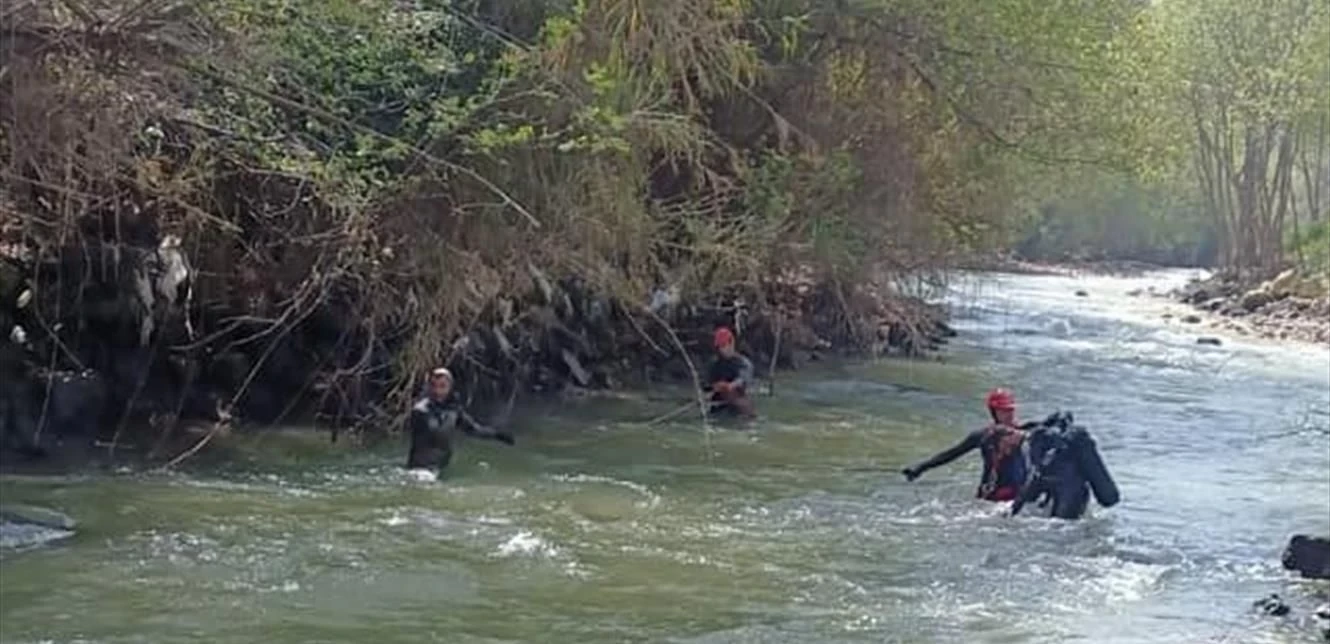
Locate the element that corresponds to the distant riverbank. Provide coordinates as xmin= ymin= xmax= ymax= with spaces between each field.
xmin=1164 ymin=269 xmax=1330 ymax=345
xmin=959 ymin=254 xmax=1174 ymax=278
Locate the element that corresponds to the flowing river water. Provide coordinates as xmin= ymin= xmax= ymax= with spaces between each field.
xmin=2 ymin=270 xmax=1328 ymax=643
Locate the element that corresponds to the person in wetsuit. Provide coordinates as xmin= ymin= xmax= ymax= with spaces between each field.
xmin=901 ymin=388 xmax=1028 ymax=502
xmin=406 ymin=367 xmax=515 ymax=474
xmin=706 ymin=327 xmax=756 ymax=419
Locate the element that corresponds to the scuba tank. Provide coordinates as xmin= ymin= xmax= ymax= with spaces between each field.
xmin=1068 ymin=419 xmax=1119 ymax=508
xmin=1012 ymin=411 xmax=1119 ymax=519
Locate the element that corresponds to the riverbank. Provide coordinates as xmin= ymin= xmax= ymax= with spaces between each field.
xmin=1 ymin=247 xmax=954 ymax=473
xmin=1166 ymin=269 xmax=1330 ymax=345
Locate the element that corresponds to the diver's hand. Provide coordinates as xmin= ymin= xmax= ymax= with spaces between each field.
xmin=901 ymin=466 xmax=922 ymax=482
xmin=494 ymin=431 xmax=516 ymax=446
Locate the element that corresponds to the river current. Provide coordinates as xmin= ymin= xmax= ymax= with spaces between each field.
xmin=2 ymin=270 xmax=1328 ymax=643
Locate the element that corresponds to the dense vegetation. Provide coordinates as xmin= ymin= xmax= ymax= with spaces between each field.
xmin=1 ymin=0 xmax=1327 ymax=456
xmin=1017 ymin=0 xmax=1330 ymax=273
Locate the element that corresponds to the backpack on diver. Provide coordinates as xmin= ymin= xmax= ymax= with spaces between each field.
xmin=1012 ymin=411 xmax=1120 ymax=520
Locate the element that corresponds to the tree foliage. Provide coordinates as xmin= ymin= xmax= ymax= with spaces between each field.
xmin=1022 ymin=0 xmax=1330 ymax=272
xmin=11 ymin=0 xmax=1285 ymax=415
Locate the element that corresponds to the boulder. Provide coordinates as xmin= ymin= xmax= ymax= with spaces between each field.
xmin=1196 ymin=337 xmax=1223 ymax=346
xmin=0 ymin=504 xmax=76 ymax=530
xmin=1254 ymin=594 xmax=1291 ymax=617
xmin=1267 ymin=269 xmax=1299 ymax=297
xmin=0 ymin=504 xmax=77 ymax=551
xmin=1075 ymin=290 xmax=1089 ymax=297
xmin=1282 ymin=534 xmax=1330 ymax=579
xmin=1286 ymin=297 xmax=1313 ymax=311
xmin=1291 ymin=278 xmax=1330 ymax=299
xmin=1181 ymin=315 xmax=1202 ymax=324
xmin=1239 ymin=288 xmax=1277 ymax=312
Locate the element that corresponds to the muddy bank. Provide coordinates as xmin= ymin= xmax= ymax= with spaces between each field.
xmin=0 ymin=239 xmax=953 ymax=472
xmin=1167 ymin=269 xmax=1330 ymax=345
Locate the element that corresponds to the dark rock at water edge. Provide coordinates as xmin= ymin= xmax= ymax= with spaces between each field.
xmin=1239 ymin=289 xmax=1276 ymax=312
xmin=1196 ymin=337 xmax=1222 ymax=346
xmin=1249 ymin=593 xmax=1330 ymax=642
xmin=1283 ymin=534 xmax=1330 ymax=580
xmin=1254 ymin=594 xmax=1291 ymax=617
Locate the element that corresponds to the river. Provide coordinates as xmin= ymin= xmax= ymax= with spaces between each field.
xmin=2 ymin=270 xmax=1328 ymax=643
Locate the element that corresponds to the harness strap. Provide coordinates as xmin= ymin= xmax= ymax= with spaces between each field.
xmin=980 ymin=424 xmax=1025 ymax=492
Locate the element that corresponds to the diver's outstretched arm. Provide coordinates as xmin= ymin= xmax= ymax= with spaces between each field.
xmin=903 ymin=430 xmax=982 ymax=480
xmin=458 ymin=410 xmax=516 ymax=445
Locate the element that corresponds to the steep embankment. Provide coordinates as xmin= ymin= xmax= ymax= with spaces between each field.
xmin=4 ymin=1 xmax=988 ymax=470
xmin=0 ymin=244 xmax=954 ymax=471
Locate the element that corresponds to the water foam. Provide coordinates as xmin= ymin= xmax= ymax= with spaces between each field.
xmin=494 ymin=530 xmax=564 ymax=560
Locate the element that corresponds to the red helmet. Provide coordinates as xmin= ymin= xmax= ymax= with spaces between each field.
xmin=713 ymin=327 xmax=735 ymax=348
xmin=985 ymin=388 xmax=1016 ymax=411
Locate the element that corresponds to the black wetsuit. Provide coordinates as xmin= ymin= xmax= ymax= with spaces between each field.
xmin=909 ymin=425 xmax=1028 ymax=501
xmin=708 ymin=354 xmax=753 ymax=392
xmin=406 ymin=394 xmax=512 ymax=473
xmin=707 ymin=353 xmax=755 ymax=416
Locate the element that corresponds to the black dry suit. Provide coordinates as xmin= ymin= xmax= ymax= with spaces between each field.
xmin=1011 ymin=411 xmax=1120 ymax=520
xmin=707 ymin=354 xmax=754 ymax=394
xmin=707 ymin=353 xmax=756 ymax=417
xmin=406 ymin=393 xmax=513 ymax=473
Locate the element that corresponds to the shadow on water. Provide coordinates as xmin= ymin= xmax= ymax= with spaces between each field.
xmin=2 ymin=269 xmax=1328 ymax=643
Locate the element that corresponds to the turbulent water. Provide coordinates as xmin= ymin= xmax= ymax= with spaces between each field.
xmin=2 ymin=270 xmax=1328 ymax=644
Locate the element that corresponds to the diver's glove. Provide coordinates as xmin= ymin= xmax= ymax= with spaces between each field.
xmin=901 ymin=466 xmax=922 ymax=482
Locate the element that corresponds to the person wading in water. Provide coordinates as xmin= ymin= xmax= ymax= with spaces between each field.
xmin=706 ymin=327 xmax=756 ymax=419
xmin=406 ymin=367 xmax=515 ymax=476
xmin=901 ymin=388 xmax=1029 ymax=502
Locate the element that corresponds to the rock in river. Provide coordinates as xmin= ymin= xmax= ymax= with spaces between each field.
xmin=1239 ymin=288 xmax=1276 ymax=312
xmin=1254 ymin=593 xmax=1291 ymax=617
xmin=1196 ymin=337 xmax=1223 ymax=346
xmin=1282 ymin=534 xmax=1330 ymax=580
xmin=0 ymin=504 xmax=77 ymax=550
